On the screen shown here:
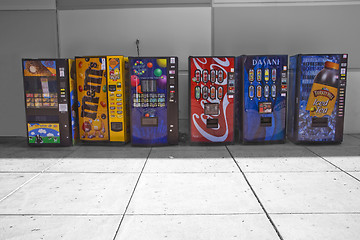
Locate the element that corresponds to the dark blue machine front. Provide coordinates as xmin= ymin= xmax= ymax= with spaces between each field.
xmin=240 ymin=55 xmax=288 ymax=143
xmin=287 ymin=54 xmax=348 ymax=143
xmin=129 ymin=57 xmax=178 ymax=146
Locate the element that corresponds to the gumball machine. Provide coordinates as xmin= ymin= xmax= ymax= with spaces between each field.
xmin=75 ymin=56 xmax=130 ymax=143
xmin=129 ymin=57 xmax=179 ymax=146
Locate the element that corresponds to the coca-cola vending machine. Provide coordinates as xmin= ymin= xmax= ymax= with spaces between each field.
xmin=287 ymin=54 xmax=348 ymax=144
xmin=189 ymin=56 xmax=236 ymax=143
xmin=238 ymin=55 xmax=288 ymax=143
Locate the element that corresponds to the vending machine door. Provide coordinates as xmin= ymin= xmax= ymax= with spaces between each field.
xmin=240 ymin=55 xmax=288 ymax=143
xmin=293 ymin=54 xmax=348 ymax=143
xmin=76 ymin=57 xmax=109 ymax=141
xmin=22 ymin=59 xmax=73 ymax=146
xmin=189 ymin=57 xmax=236 ymax=143
xmin=129 ymin=57 xmax=178 ymax=146
xmin=106 ymin=56 xmax=130 ymax=143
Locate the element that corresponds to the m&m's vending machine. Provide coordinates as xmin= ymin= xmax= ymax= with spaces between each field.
xmin=238 ymin=55 xmax=288 ymax=144
xmin=22 ymin=59 xmax=78 ymax=146
xmin=129 ymin=57 xmax=178 ymax=146
xmin=287 ymin=54 xmax=348 ymax=144
xmin=76 ymin=56 xmax=130 ymax=143
xmin=189 ymin=56 xmax=236 ymax=144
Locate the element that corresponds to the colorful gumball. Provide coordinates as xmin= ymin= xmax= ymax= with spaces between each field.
xmin=131 ymin=75 xmax=140 ymax=87
xmin=136 ymin=85 xmax=142 ymax=94
xmin=156 ymin=59 xmax=167 ymax=68
xmin=154 ymin=68 xmax=162 ymax=77
xmin=147 ymin=62 xmax=153 ymax=68
xmin=158 ymin=75 xmax=167 ymax=89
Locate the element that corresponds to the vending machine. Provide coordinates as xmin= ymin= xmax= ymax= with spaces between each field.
xmin=189 ymin=56 xmax=236 ymax=143
xmin=287 ymin=54 xmax=348 ymax=144
xmin=76 ymin=56 xmax=130 ymax=143
xmin=22 ymin=58 xmax=78 ymax=146
xmin=238 ymin=55 xmax=288 ymax=143
xmin=129 ymin=57 xmax=178 ymax=146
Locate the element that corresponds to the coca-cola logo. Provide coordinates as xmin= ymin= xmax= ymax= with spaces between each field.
xmin=313 ymin=88 xmax=335 ymax=100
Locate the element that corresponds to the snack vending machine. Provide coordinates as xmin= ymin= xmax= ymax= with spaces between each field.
xmin=129 ymin=57 xmax=178 ymax=146
xmin=22 ymin=58 xmax=78 ymax=146
xmin=238 ymin=55 xmax=288 ymax=143
xmin=76 ymin=56 xmax=130 ymax=143
xmin=189 ymin=56 xmax=236 ymax=143
xmin=287 ymin=54 xmax=348 ymax=144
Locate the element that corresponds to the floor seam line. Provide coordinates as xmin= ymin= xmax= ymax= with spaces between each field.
xmin=0 ymin=150 xmax=76 ymax=203
xmin=111 ymin=147 xmax=152 ymax=240
xmin=305 ymin=146 xmax=360 ymax=182
xmin=226 ymin=145 xmax=284 ymax=240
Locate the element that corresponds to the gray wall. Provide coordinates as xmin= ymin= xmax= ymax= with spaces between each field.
xmin=0 ymin=10 xmax=58 ymax=136
xmin=0 ymin=0 xmax=359 ymax=136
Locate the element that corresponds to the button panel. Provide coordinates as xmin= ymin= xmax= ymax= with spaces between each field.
xmin=337 ymin=54 xmax=348 ymax=118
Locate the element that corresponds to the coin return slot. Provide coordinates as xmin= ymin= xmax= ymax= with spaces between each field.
xmin=311 ymin=117 xmax=328 ymax=127
xmin=260 ymin=117 xmax=272 ymax=127
xmin=111 ymin=122 xmax=123 ymax=132
xmin=206 ymin=119 xmax=218 ymax=128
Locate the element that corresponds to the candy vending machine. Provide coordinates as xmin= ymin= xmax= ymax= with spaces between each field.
xmin=76 ymin=56 xmax=130 ymax=143
xmin=129 ymin=57 xmax=179 ymax=146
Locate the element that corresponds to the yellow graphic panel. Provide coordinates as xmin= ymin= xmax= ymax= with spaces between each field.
xmin=76 ymin=57 xmax=109 ymax=141
xmin=107 ymin=56 xmax=129 ymax=142
xmin=306 ymin=83 xmax=338 ymax=118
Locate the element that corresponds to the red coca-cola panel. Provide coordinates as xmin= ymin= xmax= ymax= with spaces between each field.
xmin=189 ymin=57 xmax=235 ymax=143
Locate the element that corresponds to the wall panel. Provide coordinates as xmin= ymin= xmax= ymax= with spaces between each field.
xmin=0 ymin=11 xmax=58 ymax=136
xmin=0 ymin=0 xmax=55 ymax=10
xmin=213 ymin=4 xmax=360 ymax=69
xmin=58 ymin=7 xmax=211 ymax=70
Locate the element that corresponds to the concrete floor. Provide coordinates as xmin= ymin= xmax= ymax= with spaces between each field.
xmin=0 ymin=135 xmax=360 ymax=240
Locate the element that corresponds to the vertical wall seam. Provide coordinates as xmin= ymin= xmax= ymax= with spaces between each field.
xmin=55 ymin=0 xmax=60 ymax=58
xmin=211 ymin=0 xmax=215 ymax=56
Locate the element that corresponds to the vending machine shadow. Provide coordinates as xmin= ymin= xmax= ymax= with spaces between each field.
xmin=129 ymin=57 xmax=179 ymax=146
xmin=22 ymin=59 xmax=78 ymax=147
xmin=287 ymin=54 xmax=348 ymax=144
xmin=237 ymin=55 xmax=288 ymax=144
xmin=75 ymin=56 xmax=130 ymax=145
xmin=189 ymin=56 xmax=237 ymax=145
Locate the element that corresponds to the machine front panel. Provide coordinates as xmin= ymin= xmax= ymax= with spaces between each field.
xmin=130 ymin=57 xmax=178 ymax=145
xmin=190 ymin=57 xmax=235 ymax=143
xmin=296 ymin=54 xmax=348 ymax=143
xmin=76 ymin=57 xmax=109 ymax=141
xmin=242 ymin=55 xmax=288 ymax=142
